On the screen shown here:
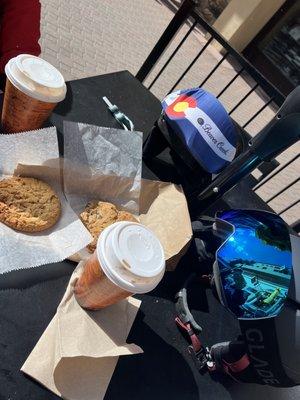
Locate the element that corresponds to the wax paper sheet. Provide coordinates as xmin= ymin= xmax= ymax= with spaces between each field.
xmin=0 ymin=128 xmax=92 ymax=273
xmin=63 ymin=121 xmax=143 ymax=214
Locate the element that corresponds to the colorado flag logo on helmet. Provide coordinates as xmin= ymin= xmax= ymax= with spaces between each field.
xmin=162 ymin=88 xmax=237 ymax=174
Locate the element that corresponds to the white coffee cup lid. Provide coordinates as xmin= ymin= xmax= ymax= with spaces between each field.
xmin=5 ymin=54 xmax=66 ymax=103
xmin=16 ymin=54 xmax=64 ymax=88
xmin=97 ymin=221 xmax=165 ymax=293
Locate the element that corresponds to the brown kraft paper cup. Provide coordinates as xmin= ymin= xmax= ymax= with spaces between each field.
xmin=74 ymin=251 xmax=132 ymax=310
xmin=1 ymin=78 xmax=57 ymax=133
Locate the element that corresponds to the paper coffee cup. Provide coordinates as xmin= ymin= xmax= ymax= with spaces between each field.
xmin=75 ymin=221 xmax=166 ymax=309
xmin=1 ymin=54 xmax=66 ymax=133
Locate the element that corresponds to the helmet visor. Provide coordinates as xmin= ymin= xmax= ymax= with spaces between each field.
xmin=215 ymin=210 xmax=292 ymax=319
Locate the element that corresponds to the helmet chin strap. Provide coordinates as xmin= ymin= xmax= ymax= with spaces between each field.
xmin=175 ymin=273 xmax=251 ymax=377
xmin=174 ymin=273 xmax=212 ymax=374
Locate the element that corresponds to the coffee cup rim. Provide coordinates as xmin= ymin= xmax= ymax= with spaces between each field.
xmin=5 ymin=55 xmax=66 ymax=103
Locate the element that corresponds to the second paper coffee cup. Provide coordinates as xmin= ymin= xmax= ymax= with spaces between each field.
xmin=74 ymin=221 xmax=166 ymax=309
xmin=1 ymin=54 xmax=66 ymax=133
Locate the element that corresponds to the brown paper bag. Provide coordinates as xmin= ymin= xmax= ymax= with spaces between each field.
xmin=139 ymin=180 xmax=193 ymax=270
xmin=21 ymin=262 xmax=142 ymax=400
